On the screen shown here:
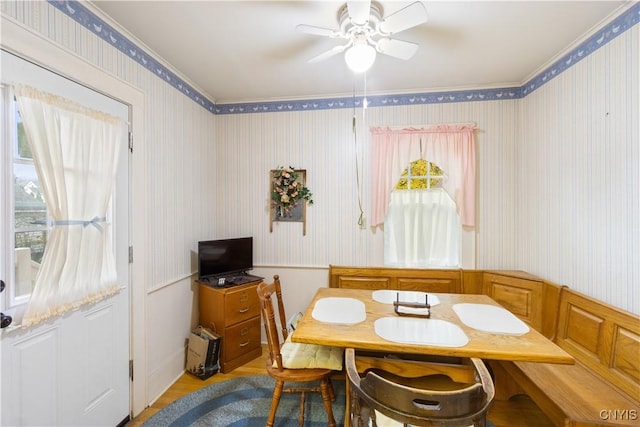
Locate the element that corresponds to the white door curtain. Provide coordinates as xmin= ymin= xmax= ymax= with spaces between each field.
xmin=15 ymin=85 xmax=126 ymax=327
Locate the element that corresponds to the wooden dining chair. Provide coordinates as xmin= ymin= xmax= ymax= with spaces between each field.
xmin=257 ymin=275 xmax=343 ymax=427
xmin=345 ymin=348 xmax=495 ymax=427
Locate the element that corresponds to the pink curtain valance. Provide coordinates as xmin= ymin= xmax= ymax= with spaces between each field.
xmin=370 ymin=124 xmax=477 ymax=228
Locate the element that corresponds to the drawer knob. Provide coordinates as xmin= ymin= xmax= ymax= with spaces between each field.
xmin=238 ymin=307 xmax=249 ymax=314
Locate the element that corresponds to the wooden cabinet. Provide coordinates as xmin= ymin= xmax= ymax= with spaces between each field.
xmin=199 ymin=281 xmax=262 ymax=373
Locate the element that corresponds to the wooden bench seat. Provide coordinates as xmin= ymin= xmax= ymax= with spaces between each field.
xmin=491 ymin=288 xmax=640 ymax=426
xmin=328 ymin=266 xmax=640 ymax=425
xmin=509 ymin=360 xmax=639 ymax=425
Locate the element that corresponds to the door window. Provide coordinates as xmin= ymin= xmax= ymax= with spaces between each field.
xmin=12 ymin=99 xmax=48 ymax=302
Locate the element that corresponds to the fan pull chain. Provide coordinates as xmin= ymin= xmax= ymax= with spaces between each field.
xmin=352 ymin=76 xmax=365 ymax=229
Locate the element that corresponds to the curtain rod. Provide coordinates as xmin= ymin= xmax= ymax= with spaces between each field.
xmin=379 ymin=122 xmax=477 ymax=130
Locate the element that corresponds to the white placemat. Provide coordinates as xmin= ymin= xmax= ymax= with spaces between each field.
xmin=371 ymin=290 xmax=440 ymax=307
xmin=374 ymin=317 xmax=469 ymax=347
xmin=311 ymin=297 xmax=366 ymax=325
xmin=453 ymin=303 xmax=530 ymax=335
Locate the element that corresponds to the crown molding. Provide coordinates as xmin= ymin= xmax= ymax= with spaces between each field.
xmin=50 ymin=0 xmax=639 ymax=115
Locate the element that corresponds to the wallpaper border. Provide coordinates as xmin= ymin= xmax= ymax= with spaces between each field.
xmin=48 ymin=0 xmax=216 ymax=114
xmin=50 ymin=0 xmax=639 ymax=115
xmin=522 ymin=1 xmax=639 ymax=97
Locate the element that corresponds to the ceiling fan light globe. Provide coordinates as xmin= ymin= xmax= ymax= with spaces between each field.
xmin=345 ymin=44 xmax=376 ymax=73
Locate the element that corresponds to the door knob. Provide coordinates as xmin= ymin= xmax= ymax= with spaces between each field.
xmin=1 ymin=279 xmax=12 ymax=328
xmin=1 ymin=313 xmax=11 ymax=328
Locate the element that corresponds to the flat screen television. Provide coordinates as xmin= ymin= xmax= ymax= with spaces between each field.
xmin=198 ymin=237 xmax=253 ymax=280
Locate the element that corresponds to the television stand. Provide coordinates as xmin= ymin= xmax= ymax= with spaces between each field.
xmin=198 ymin=278 xmax=263 ymax=373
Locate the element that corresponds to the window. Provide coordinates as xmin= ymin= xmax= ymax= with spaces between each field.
xmin=2 ymin=49 xmax=131 ymax=330
xmin=2 ymin=86 xmax=48 ymax=309
xmin=12 ymin=99 xmax=48 ymax=302
xmin=395 ymin=159 xmax=445 ymax=190
xmin=370 ymin=124 xmax=478 ymax=268
xmin=384 ymin=159 xmax=461 ymax=268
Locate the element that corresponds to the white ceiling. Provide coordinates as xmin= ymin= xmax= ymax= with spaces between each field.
xmin=91 ymin=1 xmax=628 ymax=104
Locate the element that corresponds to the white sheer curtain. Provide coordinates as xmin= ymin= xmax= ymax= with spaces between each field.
xmin=384 ymin=189 xmax=461 ymax=267
xmin=371 ymin=124 xmax=477 ymax=268
xmin=15 ymin=85 xmax=126 ymax=327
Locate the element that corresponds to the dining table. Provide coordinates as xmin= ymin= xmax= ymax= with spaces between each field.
xmin=291 ymin=287 xmax=574 ymax=426
xmin=291 ymin=287 xmax=574 ymax=364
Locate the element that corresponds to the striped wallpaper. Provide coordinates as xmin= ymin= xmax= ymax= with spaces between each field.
xmin=517 ymin=25 xmax=639 ymax=312
xmin=1 ymin=0 xmax=218 ymax=292
xmin=2 ymin=1 xmax=638 ymax=316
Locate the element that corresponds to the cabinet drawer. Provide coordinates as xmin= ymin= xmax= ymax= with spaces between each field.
xmin=225 ymin=286 xmax=260 ymax=325
xmin=223 ymin=317 xmax=261 ymax=361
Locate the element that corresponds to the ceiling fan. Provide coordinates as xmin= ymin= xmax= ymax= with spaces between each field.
xmin=296 ymin=0 xmax=428 ymax=73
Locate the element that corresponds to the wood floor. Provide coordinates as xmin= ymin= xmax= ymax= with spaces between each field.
xmin=127 ymin=345 xmax=554 ymax=427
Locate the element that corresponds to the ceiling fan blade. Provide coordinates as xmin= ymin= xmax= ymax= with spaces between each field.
xmin=308 ymin=44 xmax=348 ymax=63
xmin=379 ymin=1 xmax=428 ymax=35
xmin=295 ymin=24 xmax=340 ymax=38
xmin=376 ymin=38 xmax=419 ymax=60
xmin=347 ymin=0 xmax=371 ymax=25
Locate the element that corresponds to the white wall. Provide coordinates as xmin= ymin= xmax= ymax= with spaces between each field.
xmin=215 ymin=11 xmax=639 ymax=316
xmin=215 ymin=99 xmax=520 ymax=269
xmin=2 ymin=0 xmax=638 ymax=415
xmin=517 ymin=24 xmax=639 ymax=312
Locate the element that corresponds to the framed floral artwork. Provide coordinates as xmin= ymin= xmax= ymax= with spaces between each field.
xmin=270 ymin=167 xmax=313 ymax=235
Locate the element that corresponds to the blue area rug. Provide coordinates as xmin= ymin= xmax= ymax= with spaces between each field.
xmin=142 ymin=375 xmax=497 ymax=427
xmin=142 ymin=375 xmax=346 ymax=426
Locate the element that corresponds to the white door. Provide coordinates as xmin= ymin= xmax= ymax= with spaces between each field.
xmin=1 ymin=51 xmax=130 ymax=426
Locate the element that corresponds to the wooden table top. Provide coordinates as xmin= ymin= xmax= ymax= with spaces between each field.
xmin=291 ymin=287 xmax=574 ymax=364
